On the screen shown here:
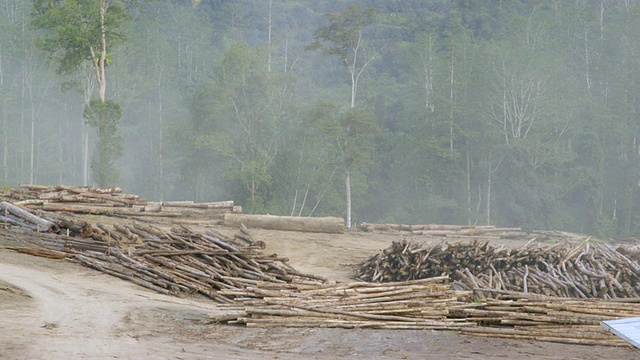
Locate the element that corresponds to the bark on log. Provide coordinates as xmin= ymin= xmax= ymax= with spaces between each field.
xmin=359 ymin=222 xmax=412 ymax=232
xmin=54 ymin=185 xmax=141 ymax=206
xmin=40 ymin=203 xmax=183 ymax=217
xmin=224 ymin=213 xmax=345 ymax=234
xmin=0 ymin=202 xmax=57 ymax=232
xmin=162 ymin=200 xmax=234 ymax=209
xmin=18 ymin=184 xmax=54 ymax=191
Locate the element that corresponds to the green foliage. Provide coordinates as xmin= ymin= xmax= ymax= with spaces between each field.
xmin=83 ymin=98 xmax=122 ymax=130
xmin=311 ymin=103 xmax=379 ymax=171
xmin=183 ymin=41 xmax=295 ymax=211
xmin=308 ymin=4 xmax=377 ymax=59
xmin=31 ymin=0 xmax=129 ymax=76
xmin=83 ymin=99 xmax=123 ymax=186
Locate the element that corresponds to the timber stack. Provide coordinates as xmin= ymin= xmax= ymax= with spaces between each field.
xmin=215 ymin=276 xmax=478 ymax=330
xmin=359 ymin=222 xmax=527 ymax=236
xmin=356 ymin=239 xmax=640 ymax=299
xmin=73 ymin=225 xmax=325 ymax=302
xmin=2 ymin=184 xmax=240 ymax=222
xmin=214 ymin=275 xmax=635 ymax=346
xmin=1 ymin=206 xmax=324 ymax=302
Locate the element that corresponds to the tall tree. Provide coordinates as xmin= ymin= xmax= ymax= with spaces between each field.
xmin=31 ymin=0 xmax=131 ymax=186
xmin=308 ymin=4 xmax=378 ymax=110
xmin=308 ymin=4 xmax=379 ymax=228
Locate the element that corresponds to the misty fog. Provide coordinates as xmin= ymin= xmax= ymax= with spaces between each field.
xmin=1 ymin=1 xmax=640 ymax=237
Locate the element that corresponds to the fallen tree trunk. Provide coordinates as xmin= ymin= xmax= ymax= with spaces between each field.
xmin=224 ymin=213 xmax=345 ymax=234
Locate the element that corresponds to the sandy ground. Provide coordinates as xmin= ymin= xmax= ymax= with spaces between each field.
xmin=1 ymin=226 xmax=639 ymax=359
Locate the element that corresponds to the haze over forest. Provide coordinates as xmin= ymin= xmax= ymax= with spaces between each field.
xmin=1 ymin=0 xmax=640 ymax=237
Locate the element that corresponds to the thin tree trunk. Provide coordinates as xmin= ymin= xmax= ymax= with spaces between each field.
xmin=81 ymin=63 xmax=93 ymax=186
xmin=346 ymin=168 xmax=352 ymax=229
xmin=449 ymin=55 xmax=454 ymax=154
xmin=83 ymin=128 xmax=89 ymax=185
xmin=2 ymin=100 xmax=6 ymax=180
xmin=267 ymin=0 xmax=273 ymax=72
xmin=98 ymin=1 xmax=107 ymax=103
xmin=486 ymin=150 xmax=492 ymax=226
xmin=58 ymin=117 xmax=63 ymax=184
xmin=466 ymin=146 xmax=472 ymax=225
xmin=487 ymin=176 xmax=492 ymax=226
xmin=30 ymin=103 xmax=34 ymax=184
xmin=158 ymin=95 xmax=164 ymax=202
xmin=0 ymin=42 xmax=4 ymax=86
xmin=20 ymin=67 xmax=25 ymax=181
xmin=283 ymin=36 xmax=288 ymax=72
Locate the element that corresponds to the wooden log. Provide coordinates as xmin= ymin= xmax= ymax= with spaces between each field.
xmin=0 ymin=202 xmax=57 ymax=232
xmin=411 ymin=224 xmax=474 ymax=231
xmin=170 ymin=219 xmax=224 ymax=226
xmin=7 ymin=246 xmax=68 ymax=259
xmin=19 ymin=184 xmax=54 ymax=191
xmin=75 ymin=254 xmax=171 ymax=295
xmin=96 ymin=223 xmax=122 ymax=241
xmin=460 ymin=327 xmax=625 ymax=346
xmin=224 ymin=213 xmax=345 ymax=234
xmin=54 ymin=185 xmax=141 ymax=206
xmin=359 ymin=222 xmax=412 ymax=232
xmin=143 ymin=203 xmax=162 ymax=212
xmin=11 ymin=199 xmax=45 ymax=206
xmin=0 ymin=214 xmax=39 ymax=231
xmin=40 ymin=203 xmax=183 ymax=217
xmin=162 ymin=200 xmax=234 ymax=209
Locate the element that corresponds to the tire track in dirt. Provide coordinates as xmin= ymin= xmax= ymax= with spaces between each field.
xmin=0 ymin=257 xmax=223 ymax=360
xmin=0 ymin=261 xmax=139 ymax=359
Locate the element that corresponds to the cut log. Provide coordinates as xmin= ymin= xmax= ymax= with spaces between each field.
xmin=162 ymin=200 xmax=234 ymax=209
xmin=54 ymin=185 xmax=142 ymax=206
xmin=0 ymin=202 xmax=57 ymax=232
xmin=224 ymin=213 xmax=345 ymax=234
xmin=359 ymin=222 xmax=412 ymax=232
xmin=40 ymin=203 xmax=182 ymax=217
xmin=19 ymin=184 xmax=54 ymax=191
xmin=14 ymin=246 xmax=68 ymax=259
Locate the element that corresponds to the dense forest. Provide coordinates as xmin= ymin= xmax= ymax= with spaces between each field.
xmin=1 ymin=0 xmax=640 ymax=237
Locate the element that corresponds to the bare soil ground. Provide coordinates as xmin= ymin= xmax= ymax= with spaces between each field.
xmin=1 ymin=226 xmax=638 ymax=359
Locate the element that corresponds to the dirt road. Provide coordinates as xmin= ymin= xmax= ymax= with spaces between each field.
xmin=1 ymin=228 xmax=639 ymax=359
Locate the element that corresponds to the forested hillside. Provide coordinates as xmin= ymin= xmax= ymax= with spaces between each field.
xmin=1 ymin=0 xmax=640 ymax=237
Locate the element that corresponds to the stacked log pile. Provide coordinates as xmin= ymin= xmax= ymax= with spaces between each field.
xmin=356 ymin=239 xmax=640 ymax=299
xmin=215 ymin=276 xmax=477 ymax=330
xmin=453 ymin=295 xmax=639 ymax=346
xmin=161 ymin=200 xmax=241 ymax=223
xmin=450 ymin=292 xmax=640 ymax=346
xmin=0 ymin=227 xmax=110 ymax=258
xmin=1 ymin=184 xmax=239 ymax=221
xmin=74 ymin=225 xmax=325 ymax=302
xmin=213 ymin=276 xmax=635 ymax=346
xmin=358 ymin=222 xmax=593 ymax=243
xmin=1 ymin=197 xmax=324 ymax=302
xmin=1 ymin=214 xmax=325 ymax=302
xmin=359 ymin=222 xmax=530 ymax=241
